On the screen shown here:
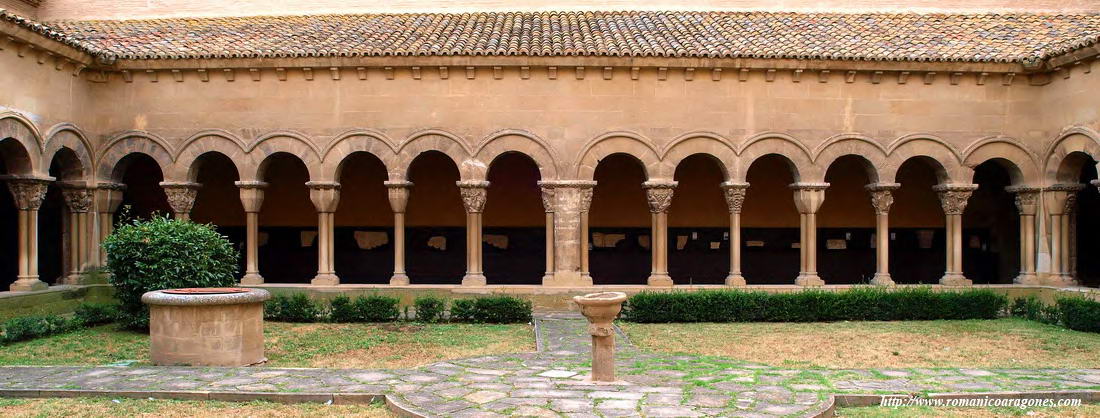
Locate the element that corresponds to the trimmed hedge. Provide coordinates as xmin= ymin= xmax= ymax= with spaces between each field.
xmin=1 ymin=303 xmax=120 ymax=344
xmin=330 ymin=295 xmax=401 ymax=322
xmin=265 ymin=293 xmax=324 ymax=322
xmin=449 ymin=296 xmax=532 ymax=323
xmin=413 ymin=296 xmax=447 ymax=323
xmin=622 ymin=287 xmax=1008 ymax=323
xmin=1056 ymin=297 xmax=1100 ymax=333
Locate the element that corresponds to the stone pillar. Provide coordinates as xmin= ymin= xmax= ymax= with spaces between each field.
xmin=457 ymin=180 xmax=489 ymax=286
xmin=307 ymin=181 xmax=341 ymax=285
xmin=540 ymin=185 xmax=556 ymax=283
xmin=60 ymin=184 xmax=94 ymax=285
xmin=1043 ymin=184 xmax=1083 ymax=286
xmin=865 ymin=183 xmax=900 ymax=286
xmin=933 ymin=184 xmax=978 ymax=286
xmin=385 ymin=180 xmax=413 ymax=285
xmin=538 ymin=181 xmax=596 ymax=287
xmin=1006 ymin=186 xmax=1040 ymax=285
xmin=235 ymin=181 xmax=267 ymax=285
xmin=791 ymin=183 xmax=828 ymax=286
xmin=3 ymin=176 xmax=52 ymax=292
xmin=720 ymin=182 xmax=749 ymax=286
xmin=159 ymin=182 xmax=202 ymax=221
xmin=643 ymin=180 xmax=677 ymax=287
xmin=93 ymin=182 xmax=126 ymax=266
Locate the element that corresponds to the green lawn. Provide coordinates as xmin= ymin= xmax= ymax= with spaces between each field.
xmin=0 ymin=397 xmax=394 ymax=418
xmin=621 ymin=318 xmax=1100 ymax=369
xmin=0 ymin=322 xmax=534 ymax=368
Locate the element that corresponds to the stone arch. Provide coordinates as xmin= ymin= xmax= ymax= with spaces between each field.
xmin=322 ymin=129 xmax=399 ymax=181
xmin=172 ymin=130 xmax=250 ymax=182
xmin=962 ymin=137 xmax=1038 ymax=186
xmin=0 ymin=112 xmax=44 ymax=174
xmin=883 ymin=135 xmax=966 ymax=184
xmin=812 ymin=135 xmax=887 ymax=184
xmin=42 ymin=124 xmax=94 ymax=184
xmin=575 ymin=131 xmax=660 ymax=181
xmin=394 ymin=129 xmax=473 ymax=180
xmin=658 ymin=132 xmax=735 ymax=180
xmin=246 ymin=131 xmax=321 ymax=181
xmin=735 ymin=133 xmax=812 ymax=182
xmin=1044 ymin=128 xmax=1100 ymax=184
xmin=474 ymin=130 xmax=560 ymax=180
xmin=97 ymin=131 xmax=174 ymax=181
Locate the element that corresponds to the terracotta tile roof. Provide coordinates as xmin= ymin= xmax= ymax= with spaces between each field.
xmin=5 ymin=9 xmax=1100 ymax=64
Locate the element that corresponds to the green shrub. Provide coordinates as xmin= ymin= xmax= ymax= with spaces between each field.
xmin=414 ymin=296 xmax=446 ymax=323
xmin=450 ymin=296 xmax=532 ymax=323
xmin=1010 ymin=296 xmax=1059 ymax=324
xmin=1057 ymin=297 xmax=1100 ymax=333
xmin=622 ymin=287 xmax=1008 ymax=323
xmin=276 ymin=294 xmax=324 ymax=322
xmin=72 ymin=303 xmax=118 ymax=327
xmin=354 ymin=295 xmax=401 ymax=322
xmin=450 ymin=299 xmax=477 ymax=322
xmin=328 ymin=296 xmax=357 ymax=323
xmin=1 ymin=315 xmax=74 ymax=344
xmin=102 ymin=216 xmax=239 ymax=330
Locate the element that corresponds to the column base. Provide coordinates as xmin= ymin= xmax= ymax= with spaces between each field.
xmin=1042 ymin=274 xmax=1078 ymax=287
xmin=9 ymin=277 xmax=47 ymax=292
xmin=1012 ymin=273 xmax=1040 ymax=285
xmin=310 ymin=274 xmax=340 ymax=286
xmin=795 ymin=273 xmax=824 ymax=287
xmin=869 ymin=273 xmax=895 ymax=286
xmin=461 ymin=274 xmax=487 ymax=286
xmin=724 ymin=274 xmax=746 ymax=286
xmin=61 ymin=273 xmax=83 ymax=286
xmin=544 ymin=271 xmax=593 ymax=287
xmin=939 ymin=273 xmax=972 ymax=286
xmin=389 ymin=274 xmax=410 ymax=286
xmin=647 ymin=274 xmax=673 ymax=287
xmin=240 ymin=273 xmax=265 ymax=285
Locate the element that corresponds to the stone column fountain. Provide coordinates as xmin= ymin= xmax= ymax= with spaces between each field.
xmin=573 ymin=291 xmax=627 ymax=382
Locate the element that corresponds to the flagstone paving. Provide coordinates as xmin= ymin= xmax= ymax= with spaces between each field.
xmin=0 ymin=314 xmax=1097 ymax=417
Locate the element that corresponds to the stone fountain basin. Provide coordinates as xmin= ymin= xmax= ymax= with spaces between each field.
xmin=572 ymin=291 xmax=627 ymax=307
xmin=142 ymin=287 xmax=271 ymax=367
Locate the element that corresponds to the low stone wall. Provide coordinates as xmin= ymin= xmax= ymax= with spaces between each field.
xmin=0 ymin=284 xmax=115 ymax=321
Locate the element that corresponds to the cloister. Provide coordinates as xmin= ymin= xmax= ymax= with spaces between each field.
xmin=1 ymin=1 xmax=1100 ymax=294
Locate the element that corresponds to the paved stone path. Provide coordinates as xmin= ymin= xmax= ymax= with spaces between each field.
xmin=0 ymin=315 xmax=1098 ymax=417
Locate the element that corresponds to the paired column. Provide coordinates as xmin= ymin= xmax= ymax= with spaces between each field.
xmin=1043 ymin=184 xmax=1083 ymax=286
xmin=236 ymin=181 xmax=267 ymax=285
xmin=4 ymin=176 xmax=52 ymax=292
xmin=643 ymin=180 xmax=677 ymax=287
xmin=159 ymin=182 xmax=202 ymax=221
xmin=866 ymin=183 xmax=900 ymax=286
xmin=60 ymin=184 xmax=94 ymax=285
xmin=1007 ymin=186 xmax=1041 ymax=285
xmin=791 ymin=183 xmax=828 ymax=286
xmin=720 ymin=182 xmax=749 ymax=286
xmin=539 ymin=185 xmax=555 ymax=283
xmin=457 ymin=180 xmax=489 ymax=286
xmin=933 ymin=184 xmax=978 ymax=286
xmin=92 ymin=182 xmax=125 ymax=266
xmin=385 ymin=181 xmax=413 ymax=285
xmin=538 ymin=181 xmax=596 ymax=287
xmin=307 ymin=181 xmax=341 ymax=285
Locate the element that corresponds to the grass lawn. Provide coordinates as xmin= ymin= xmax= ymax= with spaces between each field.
xmin=838 ymin=405 xmax=1100 ymax=417
xmin=621 ymin=318 xmax=1100 ymax=369
xmin=0 ymin=322 xmax=533 ymax=368
xmin=0 ymin=397 xmax=393 ymax=417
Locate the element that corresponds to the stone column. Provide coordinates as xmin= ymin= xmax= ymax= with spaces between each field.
xmin=457 ymin=180 xmax=489 ymax=286
xmin=3 ymin=176 xmax=52 ymax=292
xmin=159 ymin=182 xmax=202 ymax=221
xmin=307 ymin=181 xmax=341 ymax=285
xmin=865 ymin=183 xmax=900 ymax=286
xmin=1043 ymin=184 xmax=1083 ymax=286
xmin=1006 ymin=186 xmax=1040 ymax=285
xmin=643 ymin=180 xmax=677 ymax=287
xmin=933 ymin=184 xmax=978 ymax=286
xmin=538 ymin=181 xmax=596 ymax=287
xmin=540 ymin=185 xmax=556 ymax=283
xmin=60 ymin=184 xmax=94 ymax=285
xmin=385 ymin=180 xmax=413 ymax=285
xmin=720 ymin=182 xmax=749 ymax=286
xmin=791 ymin=183 xmax=828 ymax=286
xmin=235 ymin=181 xmax=267 ymax=285
xmin=93 ymin=182 xmax=126 ymax=266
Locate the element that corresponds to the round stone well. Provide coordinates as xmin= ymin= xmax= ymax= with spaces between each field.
xmin=142 ymin=287 xmax=271 ymax=366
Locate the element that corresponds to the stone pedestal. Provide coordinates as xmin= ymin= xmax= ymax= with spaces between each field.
xmin=143 ymin=288 xmax=271 ymax=366
xmin=573 ymin=291 xmax=627 ymax=383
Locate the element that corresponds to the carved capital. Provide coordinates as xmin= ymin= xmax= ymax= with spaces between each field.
xmin=159 ymin=181 xmax=202 ymax=215
xmin=932 ymin=184 xmax=978 ymax=216
xmin=95 ymin=182 xmax=126 ymax=213
xmin=719 ymin=181 xmax=749 ymax=214
xmin=538 ymin=180 xmax=597 ymax=213
xmin=306 ymin=181 xmax=341 ymax=213
xmin=3 ymin=176 xmax=52 ymax=211
xmin=790 ymin=182 xmax=829 ymax=214
xmin=457 ymin=180 xmax=490 ymax=213
xmin=1043 ymin=183 xmax=1084 ymax=216
xmin=642 ymin=180 xmax=678 ymax=214
xmin=539 ymin=185 xmax=555 ymax=213
xmin=384 ymin=180 xmax=413 ymax=214
xmin=235 ymin=181 xmax=268 ymax=213
xmin=60 ymin=184 xmax=94 ymax=213
xmin=1005 ymin=186 xmax=1041 ymax=216
xmin=865 ymin=183 xmax=900 ymax=215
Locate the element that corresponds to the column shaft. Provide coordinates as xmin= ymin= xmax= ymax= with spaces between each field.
xmin=307 ymin=181 xmax=340 ymax=285
xmin=643 ymin=180 xmax=676 ymax=287
xmin=544 ymin=212 xmax=554 ymax=281
xmin=385 ymin=181 xmax=412 ymax=285
xmin=540 ymin=181 xmax=595 ymax=287
xmin=458 ymin=181 xmax=488 ymax=286
xmin=6 ymin=177 xmax=51 ymax=292
xmin=934 ymin=184 xmax=976 ymax=286
xmin=236 ymin=181 xmax=267 ymax=285
xmin=866 ymin=183 xmax=898 ymax=285
xmin=721 ymin=182 xmax=748 ymax=286
xmin=792 ymin=183 xmax=827 ymax=286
